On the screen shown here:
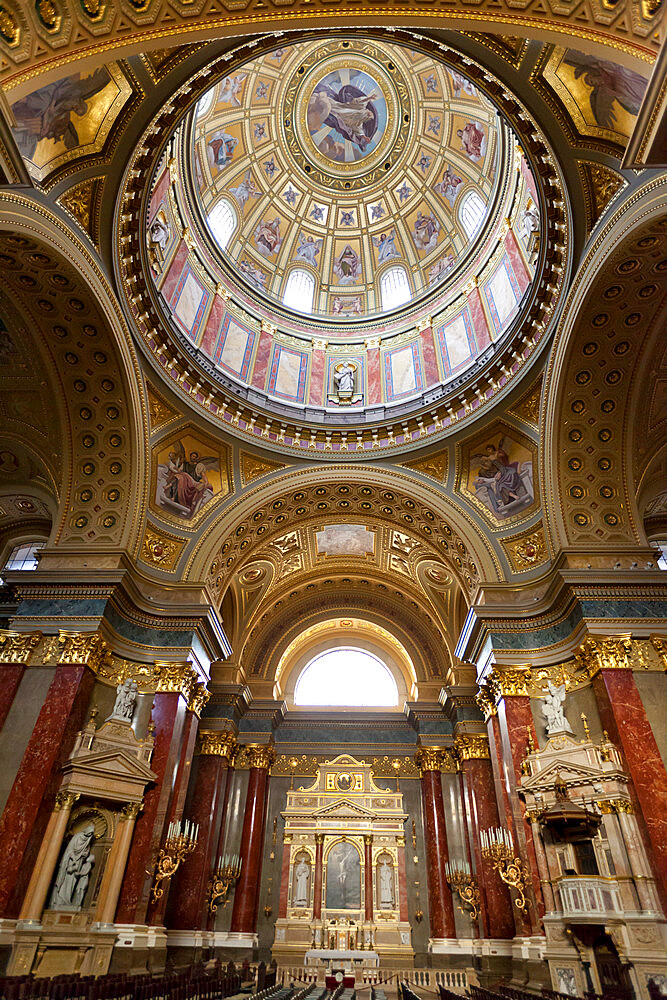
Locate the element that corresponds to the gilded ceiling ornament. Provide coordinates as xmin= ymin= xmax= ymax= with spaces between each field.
xmin=401 ymin=450 xmax=448 ymax=484
xmin=240 ymin=452 xmax=287 ymax=487
xmin=154 ymin=660 xmax=199 ymax=699
xmin=57 ymin=179 xmax=96 ymax=235
xmin=577 ymin=161 xmax=626 ymax=232
xmin=58 ymin=630 xmax=110 ymax=671
xmin=0 ymin=630 xmax=41 ymax=665
xmin=508 ymin=376 xmax=543 ymax=426
xmin=140 ymin=524 xmax=185 ymax=572
xmin=453 ymin=734 xmax=490 ymax=761
xmin=35 ymin=0 xmax=61 ymax=31
xmin=574 ymin=635 xmax=633 ymax=678
xmin=146 ymin=383 xmax=179 ymax=430
xmin=0 ymin=5 xmax=19 ymax=45
xmin=199 ymin=730 xmax=238 ymax=761
xmin=501 ymin=524 xmax=548 ymax=573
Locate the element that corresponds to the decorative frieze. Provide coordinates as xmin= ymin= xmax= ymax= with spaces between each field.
xmin=454 ymin=734 xmax=490 ymax=760
xmin=236 ymin=744 xmax=276 ymax=770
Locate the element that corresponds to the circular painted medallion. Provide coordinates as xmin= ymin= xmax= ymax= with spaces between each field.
xmin=305 ymin=67 xmax=387 ymax=166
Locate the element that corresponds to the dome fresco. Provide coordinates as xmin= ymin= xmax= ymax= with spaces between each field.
xmin=190 ymin=38 xmax=502 ymax=319
xmin=146 ymin=34 xmax=547 ymax=423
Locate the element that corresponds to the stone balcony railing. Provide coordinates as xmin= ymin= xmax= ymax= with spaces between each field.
xmin=557 ymin=876 xmax=622 ymax=920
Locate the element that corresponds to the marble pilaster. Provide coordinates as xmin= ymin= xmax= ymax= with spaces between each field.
xmin=312 ymin=833 xmax=323 ymax=920
xmin=0 ymin=660 xmax=95 ymax=918
xmin=416 ymin=751 xmax=456 ymax=939
xmin=364 ymin=834 xmax=373 ymax=921
xmin=230 ymin=747 xmax=273 ymax=934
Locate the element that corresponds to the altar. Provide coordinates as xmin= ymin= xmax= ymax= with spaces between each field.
xmin=305 ymin=950 xmax=379 ymax=970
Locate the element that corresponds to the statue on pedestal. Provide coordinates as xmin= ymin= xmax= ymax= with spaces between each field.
xmin=294 ymin=858 xmax=310 ymax=906
xmin=108 ymin=678 xmax=138 ymax=723
xmin=541 ymin=681 xmax=574 ymax=735
xmin=379 ymin=860 xmax=394 ymax=908
xmin=49 ymin=824 xmax=96 ymax=910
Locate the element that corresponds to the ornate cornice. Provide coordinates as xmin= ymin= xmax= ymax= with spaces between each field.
xmin=574 ymin=635 xmax=633 ymax=678
xmin=199 ymin=730 xmax=238 ymax=762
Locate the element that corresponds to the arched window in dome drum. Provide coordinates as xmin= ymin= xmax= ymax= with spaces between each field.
xmin=196 ymin=88 xmax=214 ymax=118
xmin=283 ymin=269 xmax=316 ymax=313
xmin=459 ymin=190 xmax=486 ymax=238
xmin=380 ymin=266 xmax=411 ymax=311
xmin=207 ymin=199 xmax=237 ymax=251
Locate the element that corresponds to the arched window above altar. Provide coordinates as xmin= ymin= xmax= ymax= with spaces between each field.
xmin=294 ymin=647 xmax=399 ymax=707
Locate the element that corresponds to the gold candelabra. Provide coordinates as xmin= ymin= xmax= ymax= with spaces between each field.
xmin=208 ymin=854 xmax=242 ymax=913
xmin=444 ymin=859 xmax=480 ymax=920
xmin=481 ymin=827 xmax=530 ymax=914
xmin=150 ymin=819 xmax=198 ymax=904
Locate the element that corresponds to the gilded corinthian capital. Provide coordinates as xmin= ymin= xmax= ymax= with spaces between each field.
xmin=454 ymin=735 xmax=490 ymax=761
xmin=199 ymin=730 xmax=238 ymax=762
xmin=489 ymin=666 xmax=533 ymax=697
xmin=414 ymin=747 xmax=455 ymax=773
xmin=0 ymin=630 xmax=41 ymax=665
xmin=575 ymin=635 xmax=632 ymax=678
xmin=188 ymin=682 xmax=210 ymax=717
xmin=245 ymin=744 xmax=276 ymax=770
xmin=154 ymin=660 xmax=199 ymax=699
xmin=58 ymin=631 xmax=110 ymax=671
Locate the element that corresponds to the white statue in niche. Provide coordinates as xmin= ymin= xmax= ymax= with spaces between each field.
xmin=49 ymin=824 xmax=96 ymax=910
xmin=108 ymin=678 xmax=138 ymax=722
xmin=379 ymin=860 xmax=394 ymax=909
xmin=541 ymin=681 xmax=574 ymax=735
xmin=334 ymin=361 xmax=356 ymax=396
xmin=294 ymin=858 xmax=310 ymax=906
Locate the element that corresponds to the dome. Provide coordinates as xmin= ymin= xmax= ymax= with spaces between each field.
xmin=138 ymin=31 xmax=565 ymax=440
xmin=189 ymin=37 xmax=503 ymax=320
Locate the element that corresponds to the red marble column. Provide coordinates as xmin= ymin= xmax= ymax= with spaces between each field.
xmin=366 ymin=341 xmax=382 ymax=405
xmin=592 ymin=667 xmax=667 ymax=911
xmin=309 ymin=342 xmax=326 ymax=406
xmin=230 ymin=747 xmax=273 ymax=934
xmin=168 ymin=732 xmax=235 ymax=931
xmin=250 ymin=327 xmax=273 ymax=390
xmin=115 ymin=679 xmax=191 ymax=925
xmin=0 ymin=664 xmax=25 ymax=732
xmin=364 ymin=835 xmax=373 ymax=921
xmin=397 ymin=844 xmax=409 ymax=922
xmin=0 ymin=656 xmax=96 ymax=917
xmin=312 ymin=833 xmax=324 ymax=919
xmin=416 ymin=750 xmax=456 ymax=939
xmin=278 ymin=841 xmax=292 ymax=919
xmin=494 ymin=682 xmax=544 ymax=930
xmin=504 ymin=229 xmax=531 ymax=287
xmin=459 ymin=745 xmax=514 ymax=939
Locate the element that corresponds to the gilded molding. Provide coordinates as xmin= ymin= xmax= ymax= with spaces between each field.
xmin=575 ymin=635 xmax=633 ymax=678
xmin=154 ymin=660 xmax=199 ymax=699
xmin=414 ymin=747 xmax=456 ymax=774
xmin=454 ymin=734 xmax=490 ymax=761
xmin=0 ymin=630 xmax=41 ymax=665
xmin=199 ymin=730 xmax=238 ymax=761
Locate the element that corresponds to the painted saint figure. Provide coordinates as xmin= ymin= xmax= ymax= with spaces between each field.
xmin=413 ymin=211 xmax=439 ymax=253
xmin=308 ymin=83 xmax=379 ymax=153
xmin=229 ymin=170 xmax=260 ymax=211
xmin=373 ymin=229 xmax=400 ymax=263
xmin=254 ymin=216 xmax=282 ymax=256
xmin=457 ymin=121 xmax=486 ymax=162
xmin=11 ymin=69 xmax=110 ymax=160
xmin=295 ymin=233 xmax=323 ymax=266
xmin=333 ymin=245 xmax=361 ymax=284
xmin=207 ymin=130 xmax=238 ymax=170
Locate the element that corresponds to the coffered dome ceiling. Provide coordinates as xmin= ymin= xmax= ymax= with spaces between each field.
xmin=123 ymin=31 xmax=570 ymax=451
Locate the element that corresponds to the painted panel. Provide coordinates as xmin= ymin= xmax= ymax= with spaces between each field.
xmin=268 ymin=345 xmax=309 ymax=402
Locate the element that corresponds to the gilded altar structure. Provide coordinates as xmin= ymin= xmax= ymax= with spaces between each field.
xmin=272 ymin=755 xmax=413 ymax=966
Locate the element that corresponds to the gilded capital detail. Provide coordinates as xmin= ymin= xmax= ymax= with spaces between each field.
xmin=54 ymin=790 xmax=79 ymax=811
xmin=154 ymin=660 xmax=199 ymax=699
xmin=0 ymin=630 xmax=41 ymax=665
xmin=415 ymin=747 xmax=456 ymax=774
xmin=454 ymin=735 xmax=490 ymax=761
xmin=575 ymin=635 xmax=633 ymax=678
xmin=199 ymin=730 xmax=238 ymax=761
xmin=58 ymin=631 xmax=110 ymax=671
xmin=120 ymin=802 xmax=143 ymax=821
xmin=489 ymin=666 xmax=533 ymax=697
xmin=244 ymin=744 xmax=276 ymax=770
xmin=475 ymin=682 xmax=497 ymax=721
xmin=188 ymin=682 xmax=210 ymax=717
xmin=650 ymin=635 xmax=667 ymax=671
